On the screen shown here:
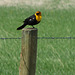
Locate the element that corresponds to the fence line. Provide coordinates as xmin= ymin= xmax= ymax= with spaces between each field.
xmin=0 ymin=37 xmax=21 ymax=39
xmin=0 ymin=37 xmax=75 ymax=40
xmin=37 ymin=37 xmax=75 ymax=39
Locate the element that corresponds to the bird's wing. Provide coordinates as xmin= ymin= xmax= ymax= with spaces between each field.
xmin=24 ymin=15 xmax=36 ymax=25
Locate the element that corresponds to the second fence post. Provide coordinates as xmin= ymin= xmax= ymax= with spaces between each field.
xmin=19 ymin=28 xmax=38 ymax=75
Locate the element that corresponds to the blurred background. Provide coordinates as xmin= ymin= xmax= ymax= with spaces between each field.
xmin=0 ymin=0 xmax=75 ymax=75
xmin=0 ymin=0 xmax=75 ymax=9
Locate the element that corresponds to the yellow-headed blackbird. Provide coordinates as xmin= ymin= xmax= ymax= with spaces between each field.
xmin=17 ymin=11 xmax=42 ymax=30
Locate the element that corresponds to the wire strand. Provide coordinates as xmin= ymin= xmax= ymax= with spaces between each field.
xmin=0 ymin=37 xmax=75 ymax=40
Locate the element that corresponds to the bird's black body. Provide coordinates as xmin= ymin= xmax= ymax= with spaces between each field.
xmin=17 ymin=14 xmax=40 ymax=30
xmin=25 ymin=15 xmax=40 ymax=25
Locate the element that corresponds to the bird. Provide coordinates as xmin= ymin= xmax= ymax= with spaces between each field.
xmin=17 ymin=11 xmax=42 ymax=30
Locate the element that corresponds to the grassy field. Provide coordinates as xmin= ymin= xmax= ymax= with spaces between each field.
xmin=0 ymin=5 xmax=75 ymax=75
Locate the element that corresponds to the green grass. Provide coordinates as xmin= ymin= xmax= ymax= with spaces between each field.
xmin=0 ymin=6 xmax=75 ymax=75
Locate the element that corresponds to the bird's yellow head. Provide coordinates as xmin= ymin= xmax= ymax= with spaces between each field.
xmin=35 ymin=11 xmax=42 ymax=22
xmin=35 ymin=11 xmax=41 ymax=16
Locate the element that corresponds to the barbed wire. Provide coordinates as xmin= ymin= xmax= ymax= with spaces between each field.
xmin=37 ymin=37 xmax=75 ymax=39
xmin=0 ymin=37 xmax=75 ymax=40
xmin=0 ymin=37 xmax=21 ymax=40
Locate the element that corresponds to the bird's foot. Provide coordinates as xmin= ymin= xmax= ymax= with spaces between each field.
xmin=32 ymin=26 xmax=35 ymax=28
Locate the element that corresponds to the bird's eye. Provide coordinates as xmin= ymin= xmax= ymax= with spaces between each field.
xmin=36 ymin=13 xmax=39 ymax=15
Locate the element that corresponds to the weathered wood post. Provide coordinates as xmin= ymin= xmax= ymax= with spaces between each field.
xmin=19 ymin=28 xmax=37 ymax=75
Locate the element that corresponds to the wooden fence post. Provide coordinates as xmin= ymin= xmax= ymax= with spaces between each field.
xmin=19 ymin=28 xmax=37 ymax=75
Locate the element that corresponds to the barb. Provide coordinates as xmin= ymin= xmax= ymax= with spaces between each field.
xmin=0 ymin=37 xmax=75 ymax=40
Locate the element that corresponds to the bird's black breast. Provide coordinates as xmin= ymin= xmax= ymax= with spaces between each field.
xmin=24 ymin=14 xmax=40 ymax=25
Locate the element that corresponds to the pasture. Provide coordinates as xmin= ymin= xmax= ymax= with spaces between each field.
xmin=0 ymin=0 xmax=75 ymax=75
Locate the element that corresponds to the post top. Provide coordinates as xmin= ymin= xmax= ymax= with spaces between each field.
xmin=22 ymin=28 xmax=37 ymax=31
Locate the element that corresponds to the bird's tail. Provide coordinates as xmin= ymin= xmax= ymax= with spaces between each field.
xmin=17 ymin=23 xmax=27 ymax=30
